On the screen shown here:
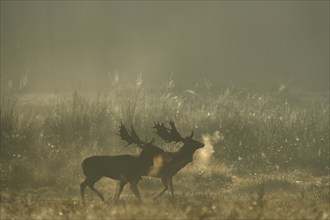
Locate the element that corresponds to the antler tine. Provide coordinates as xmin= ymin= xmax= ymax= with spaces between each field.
xmin=168 ymin=121 xmax=183 ymax=142
xmin=118 ymin=123 xmax=146 ymax=147
xmin=130 ymin=125 xmax=143 ymax=146
xmin=118 ymin=123 xmax=133 ymax=147
xmin=153 ymin=121 xmax=171 ymax=143
xmin=153 ymin=121 xmax=161 ymax=129
xmin=153 ymin=121 xmax=183 ymax=143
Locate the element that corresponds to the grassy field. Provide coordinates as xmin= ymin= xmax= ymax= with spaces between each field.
xmin=1 ymin=167 xmax=329 ymax=219
xmin=0 ymin=78 xmax=329 ymax=219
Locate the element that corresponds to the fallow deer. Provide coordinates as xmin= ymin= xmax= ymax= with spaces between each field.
xmin=145 ymin=121 xmax=205 ymax=201
xmin=80 ymin=123 xmax=164 ymax=205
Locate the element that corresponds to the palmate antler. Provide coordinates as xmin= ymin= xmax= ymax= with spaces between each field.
xmin=153 ymin=121 xmax=183 ymax=143
xmin=153 ymin=122 xmax=171 ymax=143
xmin=118 ymin=123 xmax=154 ymax=148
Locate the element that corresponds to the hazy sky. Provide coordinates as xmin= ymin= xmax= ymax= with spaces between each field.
xmin=1 ymin=1 xmax=329 ymax=92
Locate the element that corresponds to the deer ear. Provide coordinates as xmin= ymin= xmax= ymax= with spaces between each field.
xmin=190 ymin=130 xmax=194 ymax=138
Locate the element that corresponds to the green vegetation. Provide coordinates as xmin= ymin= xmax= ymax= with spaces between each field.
xmin=0 ymin=78 xmax=329 ymax=219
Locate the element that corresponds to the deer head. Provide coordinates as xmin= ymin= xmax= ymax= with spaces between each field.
xmin=118 ymin=122 xmax=164 ymax=156
xmin=153 ymin=121 xmax=204 ymax=149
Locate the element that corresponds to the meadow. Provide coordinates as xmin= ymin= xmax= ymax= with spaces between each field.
xmin=0 ymin=77 xmax=329 ymax=219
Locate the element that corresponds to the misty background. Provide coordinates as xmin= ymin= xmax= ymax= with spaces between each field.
xmin=1 ymin=1 xmax=329 ymax=93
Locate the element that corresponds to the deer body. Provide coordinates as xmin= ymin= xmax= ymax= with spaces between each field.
xmin=148 ymin=122 xmax=205 ymax=201
xmin=80 ymin=155 xmax=141 ymax=204
xmin=82 ymin=155 xmax=141 ymax=180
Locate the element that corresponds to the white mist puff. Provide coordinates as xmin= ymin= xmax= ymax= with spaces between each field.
xmin=148 ymin=154 xmax=165 ymax=177
xmin=148 ymin=153 xmax=172 ymax=177
xmin=195 ymin=131 xmax=223 ymax=166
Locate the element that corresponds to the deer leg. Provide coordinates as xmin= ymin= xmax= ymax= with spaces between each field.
xmin=81 ymin=176 xmax=103 ymax=204
xmin=114 ymin=181 xmax=121 ymax=201
xmin=153 ymin=176 xmax=168 ymax=201
xmin=89 ymin=184 xmax=105 ymax=202
xmin=129 ymin=179 xmax=142 ymax=202
xmin=85 ymin=176 xmax=104 ymax=202
xmin=168 ymin=176 xmax=175 ymax=202
xmin=80 ymin=179 xmax=88 ymax=205
xmin=114 ymin=180 xmax=127 ymax=202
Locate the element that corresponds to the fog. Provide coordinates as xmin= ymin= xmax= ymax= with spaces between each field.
xmin=1 ymin=2 xmax=330 ymax=218
xmin=1 ymin=1 xmax=329 ymax=92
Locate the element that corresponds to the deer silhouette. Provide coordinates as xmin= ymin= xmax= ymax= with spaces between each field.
xmin=80 ymin=123 xmax=164 ymax=205
xmin=135 ymin=121 xmax=205 ymax=201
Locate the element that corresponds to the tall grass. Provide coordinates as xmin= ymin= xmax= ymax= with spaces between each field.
xmin=0 ymin=77 xmax=329 ymax=190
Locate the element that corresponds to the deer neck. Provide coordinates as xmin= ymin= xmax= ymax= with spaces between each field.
xmin=176 ymin=144 xmax=197 ymax=162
